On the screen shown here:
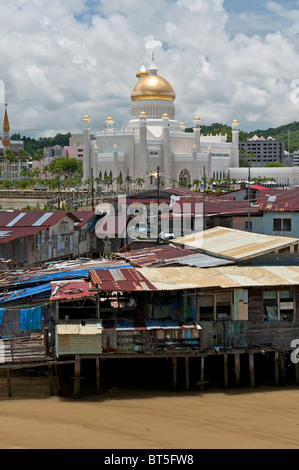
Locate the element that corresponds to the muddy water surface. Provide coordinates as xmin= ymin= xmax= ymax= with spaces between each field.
xmin=0 ymin=386 xmax=299 ymax=449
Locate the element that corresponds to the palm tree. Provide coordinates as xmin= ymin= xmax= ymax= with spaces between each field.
xmin=3 ymin=149 xmax=15 ymax=179
xmin=35 ymin=148 xmax=45 ymax=173
xmin=193 ymin=178 xmax=200 ymax=189
xmin=134 ymin=177 xmax=145 ymax=190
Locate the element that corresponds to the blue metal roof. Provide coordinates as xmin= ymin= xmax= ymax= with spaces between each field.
xmin=0 ymin=283 xmax=53 ymax=304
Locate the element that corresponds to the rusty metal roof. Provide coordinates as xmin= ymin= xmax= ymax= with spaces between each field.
xmin=255 ymin=189 xmax=299 ymax=212
xmin=50 ymin=280 xmax=96 ymax=301
xmin=138 ymin=265 xmax=299 ymax=290
xmin=172 ymin=226 xmax=299 ymax=260
xmin=90 ymin=268 xmax=157 ymax=291
xmin=116 ymin=245 xmax=234 ymax=268
xmin=0 ymin=226 xmax=45 ymax=243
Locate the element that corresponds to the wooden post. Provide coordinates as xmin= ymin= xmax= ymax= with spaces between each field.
xmin=235 ymin=353 xmax=240 ymax=388
xmin=249 ymin=352 xmax=255 ymax=388
xmin=275 ymin=351 xmax=279 ymax=385
xmin=73 ymin=355 xmax=81 ymax=398
xmin=172 ymin=357 xmax=177 ymax=392
xmin=96 ymin=358 xmax=100 ymax=395
xmin=185 ymin=357 xmax=190 ymax=391
xmin=224 ymin=354 xmax=228 ymax=389
xmin=280 ymin=352 xmax=286 ymax=386
xmin=7 ymin=368 xmax=11 ymax=398
xmin=296 ymin=362 xmax=299 ymax=385
xmin=48 ymin=365 xmax=54 ymax=396
xmin=200 ymin=356 xmax=205 ymax=392
xmin=54 ymin=364 xmax=61 ymax=396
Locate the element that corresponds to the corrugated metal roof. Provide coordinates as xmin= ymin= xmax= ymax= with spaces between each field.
xmin=101 ymin=318 xmax=201 ymax=331
xmin=0 ymin=226 xmax=44 ymax=243
xmin=50 ymin=280 xmax=95 ymax=301
xmin=172 ymin=226 xmax=299 ymax=260
xmin=0 ymin=210 xmax=80 ymax=227
xmin=137 ymin=265 xmax=299 ymax=289
xmin=0 ymin=283 xmax=53 ymax=304
xmin=116 ymin=245 xmax=234 ymax=268
xmin=256 ymin=189 xmax=299 ymax=212
xmin=90 ymin=268 xmax=157 ymax=291
xmin=57 ymin=320 xmax=102 ymax=335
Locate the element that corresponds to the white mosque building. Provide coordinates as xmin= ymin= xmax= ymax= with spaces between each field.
xmin=72 ymin=56 xmax=299 ymax=188
xmin=74 ymin=56 xmax=240 ymax=189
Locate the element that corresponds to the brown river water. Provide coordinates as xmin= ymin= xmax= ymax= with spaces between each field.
xmin=0 ymin=378 xmax=299 ymax=449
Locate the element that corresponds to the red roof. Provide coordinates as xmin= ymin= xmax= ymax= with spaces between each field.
xmin=250 ymin=185 xmax=268 ymax=191
xmin=50 ymin=280 xmax=95 ymax=301
xmin=0 ymin=226 xmax=44 ymax=243
xmin=255 ymin=189 xmax=299 ymax=212
xmin=71 ymin=210 xmax=95 ymax=227
xmin=0 ymin=210 xmax=80 ymax=227
xmin=90 ymin=268 xmax=157 ymax=291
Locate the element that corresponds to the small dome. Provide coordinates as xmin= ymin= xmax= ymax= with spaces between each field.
xmin=136 ymin=64 xmax=149 ymax=79
xmin=139 ymin=111 xmax=147 ymax=117
xmin=106 ymin=116 xmax=114 ymax=122
xmin=83 ymin=114 xmax=90 ymax=120
xmin=180 ymin=122 xmax=185 ymax=126
xmin=162 ymin=113 xmax=169 ymax=118
xmin=193 ymin=116 xmax=200 ymax=121
xmin=232 ymin=119 xmax=239 ymax=123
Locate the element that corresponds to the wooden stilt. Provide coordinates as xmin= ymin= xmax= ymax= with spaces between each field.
xmin=224 ymin=354 xmax=228 ymax=389
xmin=48 ymin=365 xmax=54 ymax=396
xmin=96 ymin=358 xmax=100 ymax=395
xmin=249 ymin=352 xmax=255 ymax=388
xmin=185 ymin=357 xmax=190 ymax=391
xmin=275 ymin=351 xmax=279 ymax=385
xmin=73 ymin=355 xmax=81 ymax=398
xmin=7 ymin=368 xmax=11 ymax=398
xmin=200 ymin=356 xmax=205 ymax=392
xmin=280 ymin=352 xmax=286 ymax=386
xmin=235 ymin=353 xmax=240 ymax=388
xmin=295 ymin=362 xmax=299 ymax=385
xmin=172 ymin=357 xmax=177 ymax=392
xmin=54 ymin=364 xmax=61 ymax=396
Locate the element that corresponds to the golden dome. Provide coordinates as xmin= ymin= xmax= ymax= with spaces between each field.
xmin=131 ymin=75 xmax=175 ymax=102
xmin=193 ymin=116 xmax=200 ymax=121
xmin=136 ymin=65 xmax=149 ymax=79
xmin=232 ymin=119 xmax=239 ymax=123
xmin=139 ymin=111 xmax=147 ymax=117
xmin=83 ymin=114 xmax=90 ymax=121
xmin=180 ymin=122 xmax=185 ymax=126
xmin=162 ymin=113 xmax=169 ymax=118
xmin=106 ymin=116 xmax=114 ymax=121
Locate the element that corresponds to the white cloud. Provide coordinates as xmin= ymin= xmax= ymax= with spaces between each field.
xmin=0 ymin=0 xmax=299 ymax=138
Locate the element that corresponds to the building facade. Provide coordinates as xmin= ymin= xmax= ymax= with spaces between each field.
xmin=240 ymin=135 xmax=285 ymax=167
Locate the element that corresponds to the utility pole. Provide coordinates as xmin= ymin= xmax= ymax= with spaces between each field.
xmin=157 ymin=166 xmax=160 ymax=243
xmin=91 ymin=167 xmax=94 ymax=210
xmin=247 ymin=166 xmax=251 ymax=232
xmin=125 ymin=169 xmax=130 ymax=246
xmin=203 ymin=166 xmax=206 ymax=231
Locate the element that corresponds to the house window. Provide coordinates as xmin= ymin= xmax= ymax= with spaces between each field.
xmin=199 ymin=292 xmax=231 ymax=321
xmin=263 ymin=290 xmax=294 ymax=321
xmin=273 ymin=218 xmax=291 ymax=232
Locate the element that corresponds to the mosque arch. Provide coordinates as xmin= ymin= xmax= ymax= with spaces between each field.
xmin=178 ymin=168 xmax=191 ymax=187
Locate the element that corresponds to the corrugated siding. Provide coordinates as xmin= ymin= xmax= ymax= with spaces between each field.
xmin=57 ymin=334 xmax=102 ymax=356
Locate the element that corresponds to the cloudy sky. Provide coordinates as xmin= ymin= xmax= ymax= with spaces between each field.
xmin=1 ymin=0 xmax=299 ymax=138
